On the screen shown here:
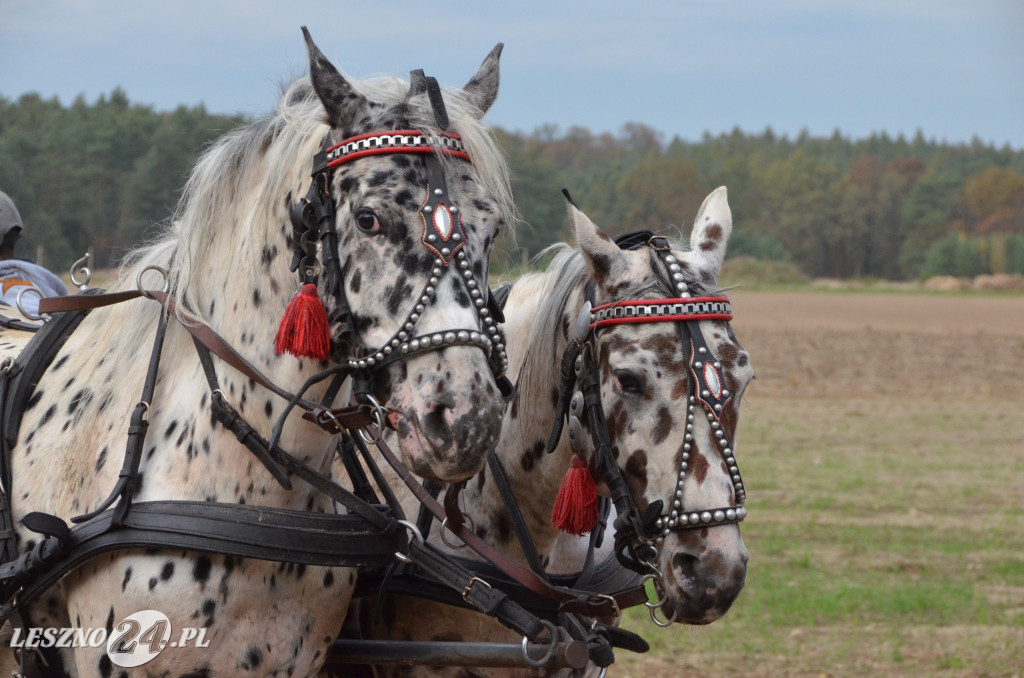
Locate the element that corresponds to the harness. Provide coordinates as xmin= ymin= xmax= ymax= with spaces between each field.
xmin=0 ymin=78 xmax=645 ymax=675
xmin=546 ymin=231 xmax=747 ymax=577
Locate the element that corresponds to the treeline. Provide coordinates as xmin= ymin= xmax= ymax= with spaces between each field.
xmin=2 ymin=90 xmax=1023 ymax=279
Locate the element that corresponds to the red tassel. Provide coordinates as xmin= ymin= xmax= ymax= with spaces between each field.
xmin=274 ymin=283 xmax=331 ymax=360
xmin=551 ymin=453 xmax=599 ymax=536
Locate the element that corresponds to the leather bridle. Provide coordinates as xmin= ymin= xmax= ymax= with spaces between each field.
xmin=548 ymin=233 xmax=747 ymax=573
xmin=287 ymin=87 xmax=513 ymax=403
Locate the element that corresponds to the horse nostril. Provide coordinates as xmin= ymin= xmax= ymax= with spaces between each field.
xmin=671 ymin=552 xmax=702 ymax=595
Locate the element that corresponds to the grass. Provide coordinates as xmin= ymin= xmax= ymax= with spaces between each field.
xmin=616 ymin=396 xmax=1024 ymax=677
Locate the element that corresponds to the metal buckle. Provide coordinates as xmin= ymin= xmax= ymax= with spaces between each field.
xmin=461 ymin=576 xmax=491 ymax=604
xmin=588 ymin=592 xmax=620 ymax=617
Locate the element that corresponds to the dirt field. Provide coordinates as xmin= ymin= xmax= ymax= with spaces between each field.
xmin=616 ymin=290 xmax=1024 ymax=678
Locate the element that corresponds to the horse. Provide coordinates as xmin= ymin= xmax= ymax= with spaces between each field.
xmin=0 ymin=29 xmax=513 ymax=677
xmin=353 ymin=187 xmax=753 ymax=677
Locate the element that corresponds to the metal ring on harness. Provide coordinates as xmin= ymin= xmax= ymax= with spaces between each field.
xmin=393 ymin=519 xmax=424 ymax=564
xmin=136 ymin=265 xmax=169 ymax=299
xmin=520 ymin=619 xmax=558 ymax=668
xmin=70 ymin=252 xmax=92 ymax=290
xmin=439 ymin=514 xmax=477 ymax=550
xmin=357 ymin=393 xmax=387 ymax=445
xmin=15 ymin=288 xmax=47 ymax=322
xmin=639 ymin=573 xmax=668 ymax=611
xmin=650 ymin=602 xmax=678 ymax=627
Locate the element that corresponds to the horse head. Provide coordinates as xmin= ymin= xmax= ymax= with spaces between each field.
xmin=567 ymin=187 xmax=752 ymax=624
xmin=300 ymin=31 xmax=510 ymax=481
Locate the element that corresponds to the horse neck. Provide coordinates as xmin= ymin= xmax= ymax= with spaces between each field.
xmin=461 ymin=274 xmax=589 ymax=561
xmin=141 ymin=140 xmax=339 ymax=503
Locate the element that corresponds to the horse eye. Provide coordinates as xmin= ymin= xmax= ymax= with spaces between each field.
xmin=613 ymin=369 xmax=645 ymax=395
xmin=355 ymin=210 xmax=381 ymax=233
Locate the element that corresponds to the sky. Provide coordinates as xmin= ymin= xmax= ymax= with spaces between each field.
xmin=2 ymin=0 xmax=1022 ymax=149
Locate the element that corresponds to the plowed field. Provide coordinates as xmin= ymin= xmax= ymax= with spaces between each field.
xmin=618 ymin=290 xmax=1024 ymax=678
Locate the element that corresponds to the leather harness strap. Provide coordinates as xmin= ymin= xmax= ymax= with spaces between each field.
xmin=368 ymin=428 xmax=647 ymax=618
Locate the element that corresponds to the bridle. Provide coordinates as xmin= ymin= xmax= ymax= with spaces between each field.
xmin=287 ymin=75 xmax=512 ymax=403
xmin=549 ymin=233 xmax=747 ymax=573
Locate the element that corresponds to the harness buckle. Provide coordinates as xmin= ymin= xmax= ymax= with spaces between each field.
xmin=587 ymin=592 xmax=620 ymax=618
xmin=461 ymin=575 xmax=492 ymax=604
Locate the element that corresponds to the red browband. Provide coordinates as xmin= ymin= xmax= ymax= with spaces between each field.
xmin=590 ymin=296 xmax=733 ymax=330
xmin=324 ymin=130 xmax=471 ymax=169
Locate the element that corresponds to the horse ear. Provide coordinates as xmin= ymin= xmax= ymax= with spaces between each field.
xmin=567 ymin=198 xmax=626 ymax=283
xmin=461 ymin=43 xmax=503 ymax=116
xmin=302 ymin=27 xmax=370 ymax=130
xmin=688 ymin=186 xmax=732 ymax=286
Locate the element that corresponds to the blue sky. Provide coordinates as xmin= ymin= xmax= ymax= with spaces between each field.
xmin=2 ymin=0 xmax=1022 ymax=148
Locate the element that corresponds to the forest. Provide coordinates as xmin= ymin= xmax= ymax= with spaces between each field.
xmin=2 ymin=89 xmax=1023 ymax=280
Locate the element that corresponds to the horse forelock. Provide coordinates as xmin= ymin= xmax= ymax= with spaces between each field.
xmin=117 ymin=73 xmax=513 ymax=329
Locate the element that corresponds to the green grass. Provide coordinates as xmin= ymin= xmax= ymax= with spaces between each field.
xmin=617 ymin=396 xmax=1024 ymax=677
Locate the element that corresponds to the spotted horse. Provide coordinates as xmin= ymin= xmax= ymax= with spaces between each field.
xmin=342 ymin=187 xmax=754 ymax=677
xmin=0 ymin=29 xmax=516 ymax=677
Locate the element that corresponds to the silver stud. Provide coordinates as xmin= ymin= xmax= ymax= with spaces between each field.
xmin=698 ymin=347 xmax=707 ymax=354
xmin=664 ymin=255 xmax=677 ymax=264
xmin=434 ymin=188 xmax=443 ymax=196
xmin=469 ymin=332 xmax=480 ymax=342
xmin=672 ymin=272 xmax=685 ymax=282
xmin=457 ymin=251 xmax=466 ymax=260
xmin=470 ymin=289 xmax=482 ymax=299
xmin=668 ymin=263 xmax=681 ymax=273
xmin=424 ymin=287 xmax=434 ymax=297
xmin=410 ymin=339 xmax=420 ymax=350
xmin=467 ymin=279 xmax=477 ymax=288
xmin=409 ymin=313 xmax=420 ymax=323
xmin=713 ymin=510 xmax=725 ymax=523
xmin=700 ymin=511 xmax=712 ymax=523
xmin=688 ymin=513 xmax=700 ymax=525
xmin=424 ymin=205 xmax=433 ymax=213
xmin=432 ymin=267 xmax=443 ymax=277
xmin=426 ymin=234 xmax=437 ymax=242
xmin=357 ymin=360 xmax=367 ymax=369
xmin=415 ymin=304 xmax=425 ymax=314
xmin=722 ymin=389 xmax=731 ymax=398
xmin=682 ymin=451 xmax=689 ymax=460
xmin=726 ymin=509 xmax=736 ymax=521
xmin=366 ymin=357 xmax=375 ymax=367
xmin=695 ymin=361 xmax=703 ymax=369
xmin=383 ymin=346 xmax=392 ymax=355
xmin=451 ymin=230 xmax=461 ymax=237
xmin=432 ymin=334 xmax=444 ymax=346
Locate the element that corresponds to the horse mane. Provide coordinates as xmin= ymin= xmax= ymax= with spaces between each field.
xmin=119 ymin=71 xmax=514 ymax=323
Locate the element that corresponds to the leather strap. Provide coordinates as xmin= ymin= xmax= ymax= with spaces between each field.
xmin=369 ymin=429 xmax=646 ymax=617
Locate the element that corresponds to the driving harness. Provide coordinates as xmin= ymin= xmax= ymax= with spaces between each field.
xmin=546 ymin=228 xmax=748 ymax=574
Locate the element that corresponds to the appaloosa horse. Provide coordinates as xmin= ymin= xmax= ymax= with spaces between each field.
xmin=0 ymin=30 xmax=512 ymax=677
xmin=357 ymin=188 xmax=753 ymax=677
